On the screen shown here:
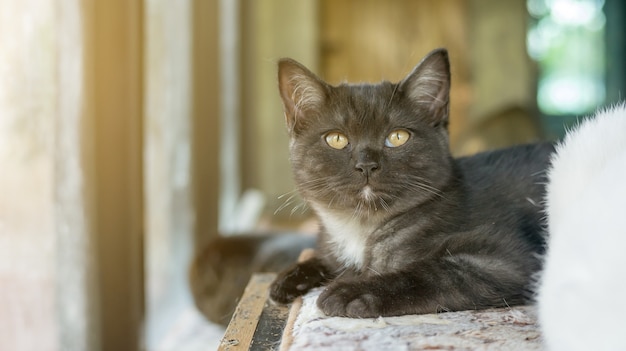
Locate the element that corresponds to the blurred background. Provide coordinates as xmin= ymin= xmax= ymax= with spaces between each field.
xmin=0 ymin=0 xmax=623 ymax=350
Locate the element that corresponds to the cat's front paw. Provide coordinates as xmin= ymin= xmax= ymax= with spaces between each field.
xmin=317 ymin=281 xmax=383 ymax=318
xmin=270 ymin=261 xmax=327 ymax=304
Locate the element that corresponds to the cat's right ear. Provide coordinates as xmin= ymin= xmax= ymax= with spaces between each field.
xmin=277 ymin=59 xmax=328 ymax=133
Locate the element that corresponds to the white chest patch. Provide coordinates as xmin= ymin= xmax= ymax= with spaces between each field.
xmin=314 ymin=207 xmax=377 ymax=270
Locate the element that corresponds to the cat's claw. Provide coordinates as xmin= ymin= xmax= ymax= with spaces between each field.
xmin=270 ymin=269 xmax=306 ymax=304
xmin=317 ymin=282 xmax=383 ymax=318
xmin=270 ymin=262 xmax=327 ymax=304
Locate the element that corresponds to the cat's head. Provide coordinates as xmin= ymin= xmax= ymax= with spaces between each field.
xmin=277 ymin=48 xmax=454 ymax=219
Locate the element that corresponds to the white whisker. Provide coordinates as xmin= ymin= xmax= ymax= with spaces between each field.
xmin=379 ymin=197 xmax=391 ymax=212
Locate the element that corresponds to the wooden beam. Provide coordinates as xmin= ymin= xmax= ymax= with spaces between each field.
xmin=219 ymin=273 xmax=289 ymax=351
xmin=83 ymin=0 xmax=145 ymax=349
xmin=191 ymin=0 xmax=220 ymax=248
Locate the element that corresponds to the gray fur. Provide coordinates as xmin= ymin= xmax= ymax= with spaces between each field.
xmin=270 ymin=49 xmax=554 ymax=318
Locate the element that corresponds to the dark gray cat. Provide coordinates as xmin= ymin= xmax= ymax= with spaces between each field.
xmin=269 ymin=48 xmax=554 ymax=318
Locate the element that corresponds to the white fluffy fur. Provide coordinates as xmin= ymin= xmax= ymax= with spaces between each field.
xmin=313 ymin=206 xmax=379 ymax=271
xmin=539 ymin=103 xmax=626 ymax=350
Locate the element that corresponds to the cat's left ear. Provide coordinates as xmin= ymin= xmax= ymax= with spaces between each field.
xmin=399 ymin=48 xmax=451 ymax=128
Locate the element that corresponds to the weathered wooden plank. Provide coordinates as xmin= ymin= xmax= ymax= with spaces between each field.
xmin=249 ymin=299 xmax=289 ymax=350
xmin=219 ymin=273 xmax=276 ymax=350
xmin=220 ymin=250 xmax=316 ymax=350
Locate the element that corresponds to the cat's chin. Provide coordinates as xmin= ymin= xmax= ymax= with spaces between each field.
xmin=309 ymin=194 xmax=392 ymax=220
xmin=360 ymin=185 xmax=376 ymax=201
xmin=351 ymin=189 xmax=396 ymax=220
xmin=302 ymin=181 xmax=398 ymax=218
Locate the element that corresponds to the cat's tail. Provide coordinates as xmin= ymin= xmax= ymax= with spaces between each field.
xmin=538 ymin=102 xmax=626 ymax=351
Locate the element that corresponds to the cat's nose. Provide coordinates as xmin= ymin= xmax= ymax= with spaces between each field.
xmin=355 ymin=161 xmax=379 ymax=176
xmin=355 ymin=149 xmax=380 ymax=176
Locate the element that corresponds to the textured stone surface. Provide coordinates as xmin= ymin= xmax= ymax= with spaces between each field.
xmin=283 ymin=288 xmax=543 ymax=351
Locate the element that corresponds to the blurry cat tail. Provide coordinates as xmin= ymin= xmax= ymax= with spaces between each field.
xmin=188 ymin=232 xmax=316 ymax=326
xmin=538 ymin=102 xmax=626 ymax=351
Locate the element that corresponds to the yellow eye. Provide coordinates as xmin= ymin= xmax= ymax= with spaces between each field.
xmin=385 ymin=129 xmax=410 ymax=147
xmin=324 ymin=131 xmax=349 ymax=149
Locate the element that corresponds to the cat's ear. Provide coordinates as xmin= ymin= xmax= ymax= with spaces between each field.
xmin=400 ymin=48 xmax=451 ymax=128
xmin=277 ymin=58 xmax=328 ymax=133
